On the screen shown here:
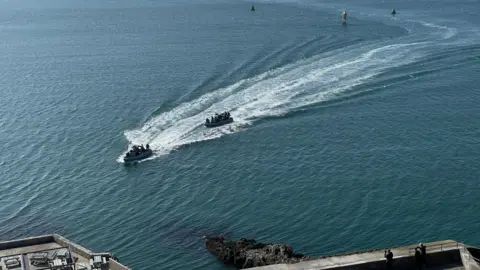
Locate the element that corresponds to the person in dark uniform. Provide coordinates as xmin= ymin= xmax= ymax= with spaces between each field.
xmin=415 ymin=248 xmax=423 ymax=270
xmin=384 ymin=249 xmax=393 ymax=269
xmin=418 ymin=243 xmax=427 ymax=266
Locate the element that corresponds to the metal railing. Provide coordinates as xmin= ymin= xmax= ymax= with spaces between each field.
xmin=410 ymin=242 xmax=480 ymax=264
xmin=408 ymin=242 xmax=461 ymax=256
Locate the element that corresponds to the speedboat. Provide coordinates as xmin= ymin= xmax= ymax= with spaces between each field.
xmin=205 ymin=112 xmax=233 ymax=128
xmin=123 ymin=145 xmax=153 ymax=163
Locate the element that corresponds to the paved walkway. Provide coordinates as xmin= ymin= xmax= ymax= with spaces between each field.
xmin=251 ymin=240 xmax=463 ymax=270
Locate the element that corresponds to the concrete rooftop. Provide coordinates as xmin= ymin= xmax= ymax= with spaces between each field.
xmin=0 ymin=234 xmax=129 ymax=270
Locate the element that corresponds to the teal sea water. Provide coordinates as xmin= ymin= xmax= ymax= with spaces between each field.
xmin=1 ymin=0 xmax=480 ymax=268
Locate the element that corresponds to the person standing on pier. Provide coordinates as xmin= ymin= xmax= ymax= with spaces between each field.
xmin=414 ymin=248 xmax=423 ymax=270
xmin=384 ymin=249 xmax=393 ymax=269
xmin=418 ymin=243 xmax=427 ymax=267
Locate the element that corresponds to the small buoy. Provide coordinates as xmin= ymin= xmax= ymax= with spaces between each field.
xmin=391 ymin=9 xmax=396 ymax=15
xmin=341 ymin=11 xmax=347 ymax=24
xmin=251 ymin=4 xmax=255 ymax=11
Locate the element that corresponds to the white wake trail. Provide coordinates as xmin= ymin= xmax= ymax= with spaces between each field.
xmin=119 ymin=4 xmax=470 ymax=161
xmin=119 ymin=38 xmax=433 ymax=162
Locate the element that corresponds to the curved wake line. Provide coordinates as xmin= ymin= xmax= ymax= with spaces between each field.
xmin=119 ymin=44 xmax=427 ymax=161
xmin=119 ymin=16 xmax=463 ymax=161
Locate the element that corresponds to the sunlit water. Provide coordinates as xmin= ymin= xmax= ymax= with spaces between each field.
xmin=0 ymin=0 xmax=479 ymax=269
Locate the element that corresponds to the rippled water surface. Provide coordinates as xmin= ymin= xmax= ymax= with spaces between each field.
xmin=0 ymin=0 xmax=479 ymax=269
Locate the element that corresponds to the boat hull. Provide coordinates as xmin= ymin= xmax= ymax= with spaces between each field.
xmin=205 ymin=117 xmax=233 ymax=128
xmin=123 ymin=149 xmax=153 ymax=163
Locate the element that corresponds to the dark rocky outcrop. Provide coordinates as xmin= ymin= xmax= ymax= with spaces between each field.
xmin=204 ymin=236 xmax=311 ymax=269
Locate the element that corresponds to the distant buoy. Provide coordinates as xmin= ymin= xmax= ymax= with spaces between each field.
xmin=251 ymin=4 xmax=255 ymax=11
xmin=341 ymin=11 xmax=347 ymax=24
xmin=391 ymin=9 xmax=396 ymax=15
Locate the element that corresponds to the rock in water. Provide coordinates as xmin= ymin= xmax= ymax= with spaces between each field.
xmin=204 ymin=236 xmax=311 ymax=269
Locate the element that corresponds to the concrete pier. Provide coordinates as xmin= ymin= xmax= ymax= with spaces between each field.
xmin=251 ymin=240 xmax=480 ymax=270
